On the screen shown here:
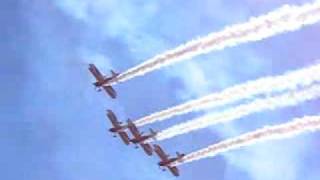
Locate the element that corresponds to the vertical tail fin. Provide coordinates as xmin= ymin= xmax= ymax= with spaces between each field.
xmin=111 ymin=70 xmax=118 ymax=77
xmin=176 ymin=152 xmax=185 ymax=159
xmin=150 ymin=128 xmax=157 ymax=140
xmin=150 ymin=128 xmax=156 ymax=134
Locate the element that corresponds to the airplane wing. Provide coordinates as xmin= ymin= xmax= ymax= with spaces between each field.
xmin=168 ymin=166 xmax=180 ymax=177
xmin=103 ymin=86 xmax=117 ymax=99
xmin=141 ymin=143 xmax=153 ymax=156
xmin=107 ymin=110 xmax=119 ymax=128
xmin=89 ymin=64 xmax=104 ymax=82
xmin=154 ymin=144 xmax=169 ymax=161
xmin=118 ymin=131 xmax=130 ymax=145
xmin=128 ymin=121 xmax=141 ymax=138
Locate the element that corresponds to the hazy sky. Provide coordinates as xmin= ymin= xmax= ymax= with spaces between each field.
xmin=2 ymin=0 xmax=320 ymax=180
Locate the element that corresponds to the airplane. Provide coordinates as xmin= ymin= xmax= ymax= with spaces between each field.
xmin=153 ymin=144 xmax=185 ymax=177
xmin=88 ymin=64 xmax=119 ymax=99
xmin=127 ymin=120 xmax=157 ymax=156
xmin=106 ymin=110 xmax=130 ymax=145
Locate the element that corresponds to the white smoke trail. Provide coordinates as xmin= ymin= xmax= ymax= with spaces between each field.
xmin=174 ymin=115 xmax=320 ymax=166
xmin=153 ymin=84 xmax=320 ymax=142
xmin=134 ymin=63 xmax=320 ymax=127
xmin=108 ymin=0 xmax=320 ymax=85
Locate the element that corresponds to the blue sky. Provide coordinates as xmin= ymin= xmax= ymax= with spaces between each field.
xmin=2 ymin=0 xmax=320 ymax=180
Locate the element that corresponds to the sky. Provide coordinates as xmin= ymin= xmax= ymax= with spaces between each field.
xmin=2 ymin=0 xmax=320 ymax=180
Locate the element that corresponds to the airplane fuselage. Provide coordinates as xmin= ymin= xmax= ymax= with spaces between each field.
xmin=109 ymin=123 xmax=129 ymax=133
xmin=159 ymin=158 xmax=177 ymax=167
xmin=94 ymin=78 xmax=112 ymax=87
xmin=130 ymin=135 xmax=154 ymax=144
xmin=109 ymin=127 xmax=123 ymax=133
xmin=131 ymin=137 xmax=147 ymax=144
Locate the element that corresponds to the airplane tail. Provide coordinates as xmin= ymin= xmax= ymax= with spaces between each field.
xmin=110 ymin=70 xmax=119 ymax=77
xmin=127 ymin=119 xmax=134 ymax=131
xmin=150 ymin=128 xmax=157 ymax=134
xmin=149 ymin=128 xmax=157 ymax=140
xmin=176 ymin=152 xmax=185 ymax=161
xmin=127 ymin=119 xmax=133 ymax=125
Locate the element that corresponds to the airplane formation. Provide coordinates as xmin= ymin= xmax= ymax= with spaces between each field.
xmin=89 ymin=64 xmax=184 ymax=177
xmin=87 ymin=1 xmax=320 ymax=177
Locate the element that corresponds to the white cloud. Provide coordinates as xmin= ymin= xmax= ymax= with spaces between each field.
xmin=81 ymin=51 xmax=113 ymax=69
xmin=164 ymin=61 xmax=213 ymax=100
xmin=222 ymin=134 xmax=314 ymax=180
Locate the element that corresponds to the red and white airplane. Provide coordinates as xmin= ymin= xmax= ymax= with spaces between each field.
xmin=127 ymin=120 xmax=157 ymax=156
xmin=88 ymin=64 xmax=119 ymax=99
xmin=154 ymin=144 xmax=185 ymax=177
xmin=106 ymin=110 xmax=130 ymax=145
